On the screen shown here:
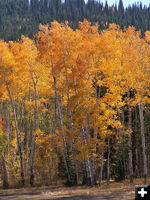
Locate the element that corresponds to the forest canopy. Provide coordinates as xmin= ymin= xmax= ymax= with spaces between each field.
xmin=0 ymin=21 xmax=150 ymax=188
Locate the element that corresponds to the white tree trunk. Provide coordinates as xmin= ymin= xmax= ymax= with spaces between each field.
xmin=138 ymin=103 xmax=147 ymax=184
xmin=127 ymin=92 xmax=133 ymax=183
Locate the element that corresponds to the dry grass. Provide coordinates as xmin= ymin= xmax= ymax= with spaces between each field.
xmin=0 ymin=179 xmax=149 ymax=200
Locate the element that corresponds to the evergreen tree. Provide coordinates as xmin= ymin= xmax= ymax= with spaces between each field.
xmin=0 ymin=0 xmax=150 ymax=40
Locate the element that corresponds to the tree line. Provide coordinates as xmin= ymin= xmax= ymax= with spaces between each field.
xmin=0 ymin=0 xmax=150 ymax=41
xmin=0 ymin=21 xmax=150 ymax=188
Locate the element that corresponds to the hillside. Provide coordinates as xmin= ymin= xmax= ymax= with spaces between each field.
xmin=0 ymin=0 xmax=150 ymax=40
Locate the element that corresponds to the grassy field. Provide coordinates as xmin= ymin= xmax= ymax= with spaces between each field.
xmin=0 ymin=181 xmax=141 ymax=200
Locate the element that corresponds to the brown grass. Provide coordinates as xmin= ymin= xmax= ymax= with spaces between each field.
xmin=0 ymin=179 xmax=149 ymax=200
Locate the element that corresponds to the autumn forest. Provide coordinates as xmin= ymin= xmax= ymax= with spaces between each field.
xmin=0 ymin=20 xmax=150 ymax=192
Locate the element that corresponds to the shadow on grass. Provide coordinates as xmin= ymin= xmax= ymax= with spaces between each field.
xmin=0 ymin=192 xmax=41 ymax=197
xmin=54 ymin=191 xmax=133 ymax=200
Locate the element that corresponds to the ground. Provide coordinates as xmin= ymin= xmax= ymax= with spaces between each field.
xmin=0 ymin=182 xmax=137 ymax=200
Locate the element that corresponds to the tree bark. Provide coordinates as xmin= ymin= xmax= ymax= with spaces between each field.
xmin=5 ymin=81 xmax=25 ymax=185
xmin=1 ymin=155 xmax=9 ymax=189
xmin=82 ymin=126 xmax=94 ymax=186
xmin=120 ymin=112 xmax=126 ymax=180
xmin=138 ymin=103 xmax=147 ymax=184
xmin=127 ymin=92 xmax=133 ymax=183
xmin=99 ymin=139 xmax=104 ymax=186
xmin=30 ymin=74 xmax=38 ymax=186
xmin=107 ymin=137 xmax=110 ymax=185
xmin=53 ymin=76 xmax=71 ymax=184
